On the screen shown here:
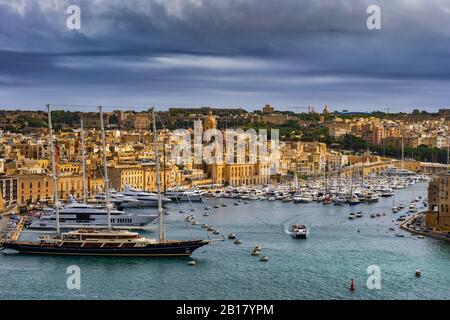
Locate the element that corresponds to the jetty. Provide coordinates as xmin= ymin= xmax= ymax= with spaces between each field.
xmin=400 ymin=212 xmax=450 ymax=242
xmin=0 ymin=205 xmax=25 ymax=244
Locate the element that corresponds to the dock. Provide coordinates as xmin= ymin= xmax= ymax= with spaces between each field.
xmin=0 ymin=211 xmax=26 ymax=244
xmin=400 ymin=212 xmax=450 ymax=242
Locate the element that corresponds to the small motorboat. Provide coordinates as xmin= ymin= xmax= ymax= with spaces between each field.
xmin=251 ymin=250 xmax=260 ymax=256
xmin=356 ymin=212 xmax=363 ymax=218
xmin=187 ymin=260 xmax=196 ymax=266
xmin=290 ymin=224 xmax=308 ymax=239
xmin=228 ymin=233 xmax=236 ymax=240
xmin=348 ymin=213 xmax=356 ymax=220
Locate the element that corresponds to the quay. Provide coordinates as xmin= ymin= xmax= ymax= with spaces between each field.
xmin=400 ymin=212 xmax=450 ymax=242
xmin=0 ymin=205 xmax=24 ymax=245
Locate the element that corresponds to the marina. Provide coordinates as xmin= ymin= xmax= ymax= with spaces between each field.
xmin=1 ymin=180 xmax=450 ymax=299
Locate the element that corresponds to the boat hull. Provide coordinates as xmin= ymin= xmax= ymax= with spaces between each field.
xmin=290 ymin=233 xmax=307 ymax=239
xmin=2 ymin=240 xmax=209 ymax=257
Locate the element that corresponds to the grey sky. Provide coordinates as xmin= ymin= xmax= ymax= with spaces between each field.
xmin=1 ymin=0 xmax=450 ymax=112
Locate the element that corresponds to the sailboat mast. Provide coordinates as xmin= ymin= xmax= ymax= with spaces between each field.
xmin=47 ymin=104 xmax=60 ymax=236
xmin=401 ymin=124 xmax=404 ymax=170
xmin=152 ymin=108 xmax=165 ymax=242
xmin=99 ymin=106 xmax=112 ymax=231
xmin=80 ymin=117 xmax=87 ymax=204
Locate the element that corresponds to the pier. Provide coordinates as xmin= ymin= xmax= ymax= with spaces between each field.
xmin=400 ymin=212 xmax=450 ymax=242
xmin=0 ymin=208 xmax=25 ymax=244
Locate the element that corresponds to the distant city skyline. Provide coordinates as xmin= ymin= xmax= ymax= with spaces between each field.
xmin=1 ymin=0 xmax=450 ymax=111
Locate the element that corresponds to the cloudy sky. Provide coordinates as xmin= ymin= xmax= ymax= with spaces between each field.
xmin=1 ymin=0 xmax=450 ymax=112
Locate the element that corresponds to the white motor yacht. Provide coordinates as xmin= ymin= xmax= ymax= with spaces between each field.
xmin=28 ymin=199 xmax=156 ymax=230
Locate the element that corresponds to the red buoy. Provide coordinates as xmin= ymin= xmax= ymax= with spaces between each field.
xmin=349 ymin=278 xmax=356 ymax=291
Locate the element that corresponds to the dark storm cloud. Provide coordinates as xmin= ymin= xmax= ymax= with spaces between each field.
xmin=1 ymin=0 xmax=450 ymax=110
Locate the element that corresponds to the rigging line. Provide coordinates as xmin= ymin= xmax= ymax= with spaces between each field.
xmin=174 ymin=191 xmax=196 ymax=240
xmin=186 ymin=193 xmax=211 ymax=240
xmin=191 ymin=180 xmax=225 ymax=240
xmin=158 ymin=110 xmax=207 ymax=240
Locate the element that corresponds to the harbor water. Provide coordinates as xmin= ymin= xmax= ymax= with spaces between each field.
xmin=1 ymin=181 xmax=449 ymax=299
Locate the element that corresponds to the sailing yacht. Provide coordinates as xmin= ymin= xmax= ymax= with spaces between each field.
xmin=2 ymin=106 xmax=217 ymax=257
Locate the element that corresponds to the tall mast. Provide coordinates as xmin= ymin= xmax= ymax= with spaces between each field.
xmin=401 ymin=124 xmax=404 ymax=170
xmin=47 ymin=104 xmax=60 ymax=236
xmin=80 ymin=116 xmax=87 ymax=204
xmin=446 ymin=110 xmax=449 ymax=172
xmin=350 ymin=164 xmax=354 ymax=199
xmin=152 ymin=108 xmax=165 ymax=242
xmin=99 ymin=106 xmax=111 ymax=231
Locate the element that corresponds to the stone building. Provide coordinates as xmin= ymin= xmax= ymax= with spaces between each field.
xmin=427 ymin=173 xmax=450 ymax=231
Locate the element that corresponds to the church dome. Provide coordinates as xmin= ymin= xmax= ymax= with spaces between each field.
xmin=204 ymin=111 xmax=217 ymax=130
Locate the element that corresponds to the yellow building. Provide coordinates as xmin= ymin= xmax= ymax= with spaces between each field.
xmin=203 ymin=112 xmax=217 ymax=131
xmin=0 ymin=189 xmax=4 ymax=212
xmin=208 ymin=162 xmax=270 ymax=186
xmin=427 ymin=173 xmax=450 ymax=231
xmin=108 ymin=163 xmax=181 ymax=192
xmin=16 ymin=174 xmax=85 ymax=207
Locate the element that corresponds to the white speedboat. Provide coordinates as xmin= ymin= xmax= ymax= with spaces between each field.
xmin=299 ymin=194 xmax=314 ymax=203
xmin=290 ymin=224 xmax=309 ymax=239
xmin=381 ymin=188 xmax=394 ymax=197
xmin=409 ymin=202 xmax=418 ymax=213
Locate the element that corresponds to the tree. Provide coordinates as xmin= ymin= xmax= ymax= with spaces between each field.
xmin=340 ymin=134 xmax=368 ymax=151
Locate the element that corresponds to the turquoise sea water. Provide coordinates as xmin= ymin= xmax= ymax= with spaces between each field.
xmin=1 ymin=181 xmax=449 ymax=300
